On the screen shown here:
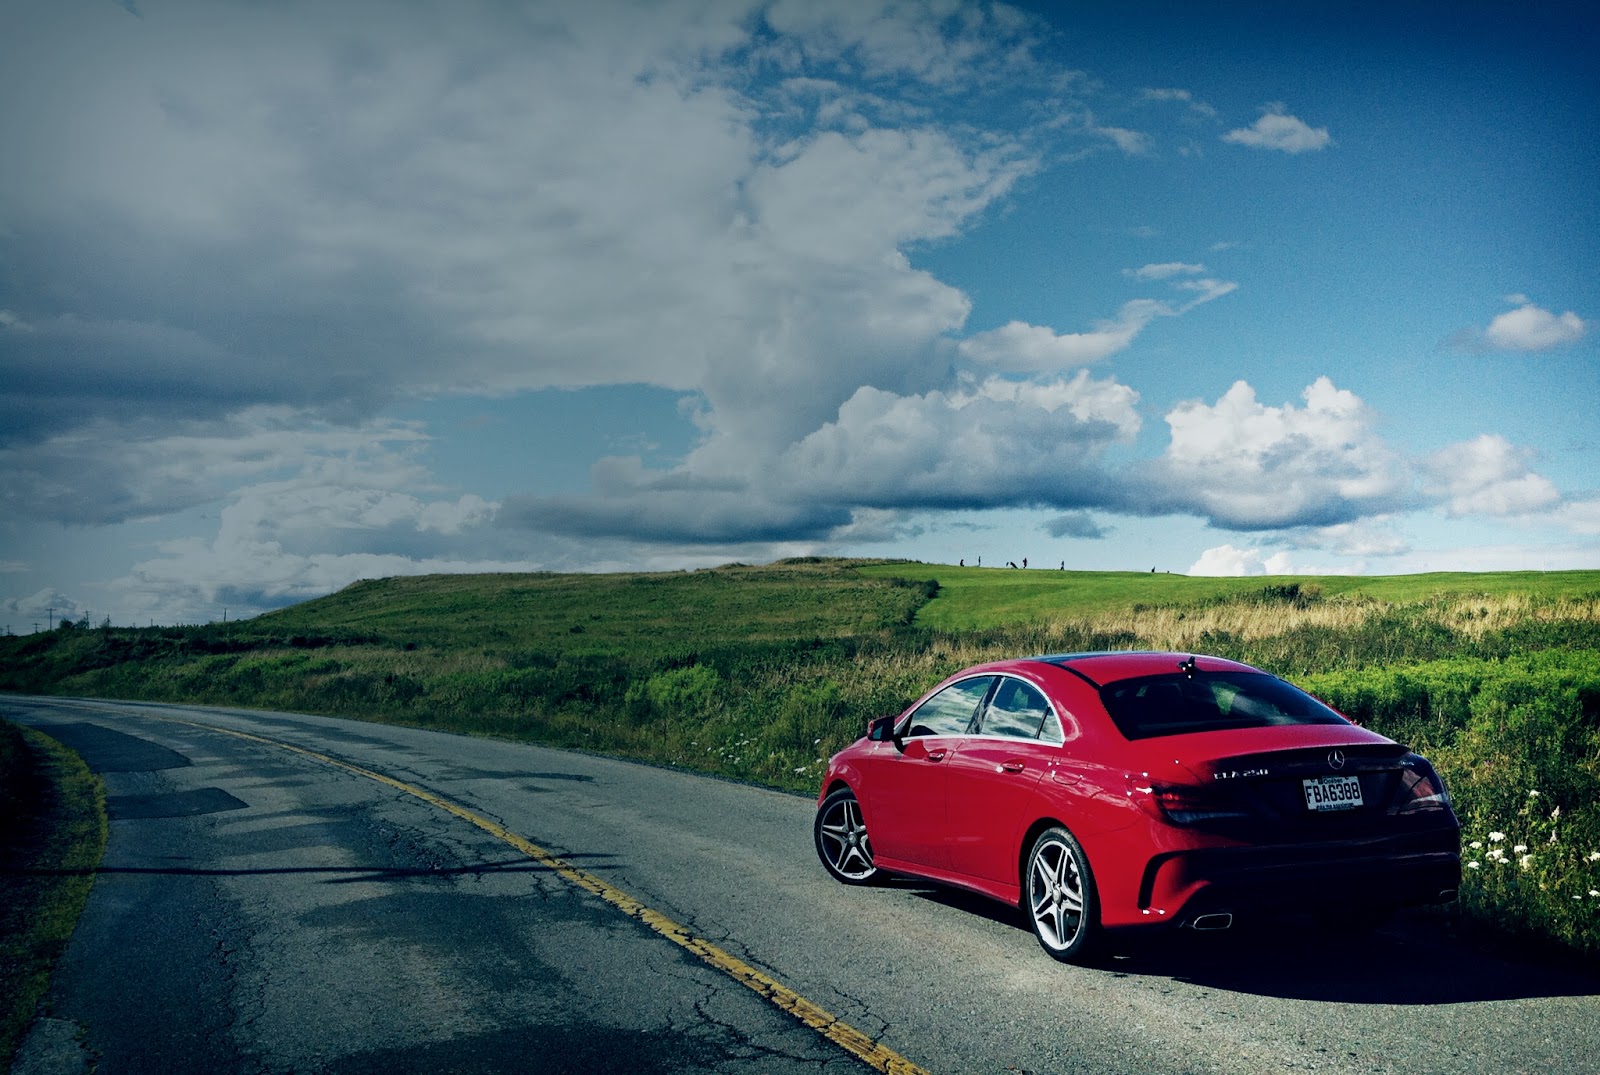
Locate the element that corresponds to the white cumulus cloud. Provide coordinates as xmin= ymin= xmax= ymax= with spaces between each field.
xmin=1484 ymin=302 xmax=1587 ymax=351
xmin=1143 ymin=377 xmax=1409 ymax=528
xmin=1222 ymin=104 xmax=1332 ymax=153
xmin=958 ymin=305 xmax=1165 ymax=370
xmin=1187 ymin=544 xmax=1297 ymax=576
xmin=1422 ymin=434 xmax=1560 ymax=517
xmin=959 ymin=271 xmax=1235 ymax=372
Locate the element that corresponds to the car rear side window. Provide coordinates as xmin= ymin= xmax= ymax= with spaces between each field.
xmin=902 ymin=677 xmax=994 ymax=737
xmin=1101 ymin=672 xmax=1349 ymax=740
xmin=980 ymin=678 xmax=1053 ymax=739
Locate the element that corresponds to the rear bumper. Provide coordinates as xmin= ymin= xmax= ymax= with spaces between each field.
xmin=1121 ymin=829 xmax=1461 ymax=929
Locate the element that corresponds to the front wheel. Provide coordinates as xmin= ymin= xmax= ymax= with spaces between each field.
xmin=815 ymin=787 xmax=880 ymax=885
xmin=1025 ymin=826 xmax=1100 ymax=963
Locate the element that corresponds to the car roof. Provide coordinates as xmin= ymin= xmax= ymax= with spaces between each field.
xmin=1025 ymin=651 xmax=1261 ymax=688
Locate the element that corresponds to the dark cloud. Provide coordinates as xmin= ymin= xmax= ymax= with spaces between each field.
xmin=498 ymin=489 xmax=854 ymax=546
xmin=1043 ymin=512 xmax=1108 ymax=539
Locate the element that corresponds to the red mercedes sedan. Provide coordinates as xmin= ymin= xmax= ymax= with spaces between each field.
xmin=814 ymin=652 xmax=1460 ymax=963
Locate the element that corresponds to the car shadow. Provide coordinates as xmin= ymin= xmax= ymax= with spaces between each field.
xmin=893 ymin=881 xmax=1600 ymax=1004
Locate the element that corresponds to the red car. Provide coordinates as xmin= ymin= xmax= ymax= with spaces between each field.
xmin=814 ymin=652 xmax=1460 ymax=962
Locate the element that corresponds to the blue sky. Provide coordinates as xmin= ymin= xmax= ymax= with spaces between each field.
xmin=2 ymin=0 xmax=1596 ymax=630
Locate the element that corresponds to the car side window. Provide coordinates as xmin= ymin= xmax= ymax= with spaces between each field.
xmin=902 ymin=677 xmax=994 ymax=737
xmin=980 ymin=678 xmax=1053 ymax=739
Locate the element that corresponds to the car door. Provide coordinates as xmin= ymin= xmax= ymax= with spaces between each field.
xmin=860 ymin=676 xmax=994 ymax=871
xmin=944 ymin=676 xmax=1057 ymax=886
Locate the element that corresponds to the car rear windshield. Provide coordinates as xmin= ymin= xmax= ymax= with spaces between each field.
xmin=1100 ymin=671 xmax=1349 ymax=740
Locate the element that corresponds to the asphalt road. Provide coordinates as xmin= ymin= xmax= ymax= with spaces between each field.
xmin=6 ymin=696 xmax=1599 ymax=1075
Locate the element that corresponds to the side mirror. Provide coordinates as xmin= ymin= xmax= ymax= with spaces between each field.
xmin=867 ymin=715 xmax=898 ymax=743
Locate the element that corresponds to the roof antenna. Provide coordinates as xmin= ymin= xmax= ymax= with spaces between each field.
xmin=1178 ymin=655 xmax=1197 ymax=678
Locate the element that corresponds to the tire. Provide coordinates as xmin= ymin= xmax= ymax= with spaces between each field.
xmin=814 ymin=787 xmax=880 ymax=885
xmin=1024 ymin=826 xmax=1100 ymax=963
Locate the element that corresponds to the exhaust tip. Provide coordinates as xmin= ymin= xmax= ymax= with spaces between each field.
xmin=1438 ymin=888 xmax=1459 ymax=903
xmin=1190 ymin=913 xmax=1233 ymax=931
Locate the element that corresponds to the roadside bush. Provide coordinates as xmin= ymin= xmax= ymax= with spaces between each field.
xmin=625 ymin=664 xmax=724 ymax=722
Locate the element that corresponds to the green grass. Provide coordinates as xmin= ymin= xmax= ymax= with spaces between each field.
xmin=3 ymin=558 xmax=1600 ymax=959
xmin=0 ymin=720 xmax=108 ymax=1068
xmin=860 ymin=562 xmax=1600 ymax=630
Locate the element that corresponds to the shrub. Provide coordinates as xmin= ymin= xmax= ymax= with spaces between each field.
xmin=626 ymin=664 xmax=725 ymax=722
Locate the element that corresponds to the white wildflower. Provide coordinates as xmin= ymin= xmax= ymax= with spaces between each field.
xmin=1551 ymin=805 xmax=1561 ymax=820
xmin=1469 ymin=840 xmax=1484 ymax=850
xmin=1590 ymin=890 xmax=1600 ymax=898
xmin=1519 ymin=854 xmax=1535 ymax=870
xmin=1513 ymin=844 xmax=1529 ymax=854
xmin=1466 ymin=861 xmax=1481 ymax=870
xmin=1489 ymin=831 xmax=1506 ymax=842
xmin=1529 ymin=789 xmax=1540 ymax=798
xmin=1588 ymin=851 xmax=1600 ymax=862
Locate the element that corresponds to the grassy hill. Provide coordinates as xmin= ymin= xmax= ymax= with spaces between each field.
xmin=243 ymin=560 xmax=935 ymax=652
xmin=4 ymin=558 xmax=1600 ymax=957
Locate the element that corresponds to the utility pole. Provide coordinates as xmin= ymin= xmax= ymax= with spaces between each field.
xmin=46 ymin=606 xmax=55 ymax=630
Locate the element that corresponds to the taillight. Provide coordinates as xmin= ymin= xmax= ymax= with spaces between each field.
xmin=1127 ymin=776 xmax=1252 ymax=826
xmin=1395 ymin=758 xmax=1451 ymax=814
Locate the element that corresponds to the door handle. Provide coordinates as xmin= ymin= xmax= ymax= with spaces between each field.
xmin=999 ymin=760 xmax=1026 ymax=773
xmin=926 ymin=748 xmax=948 ymax=762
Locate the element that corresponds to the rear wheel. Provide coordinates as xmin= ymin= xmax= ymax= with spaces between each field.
xmin=1025 ymin=826 xmax=1100 ymax=963
xmin=815 ymin=787 xmax=880 ymax=885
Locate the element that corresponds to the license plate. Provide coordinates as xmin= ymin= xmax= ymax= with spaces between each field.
xmin=1303 ymin=774 xmax=1363 ymax=812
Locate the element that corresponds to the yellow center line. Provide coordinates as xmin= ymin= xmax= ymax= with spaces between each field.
xmin=152 ymin=713 xmax=931 ymax=1075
